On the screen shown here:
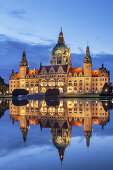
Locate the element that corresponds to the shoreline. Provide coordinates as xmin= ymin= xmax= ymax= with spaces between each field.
xmin=59 ymin=94 xmax=113 ymax=99
xmin=0 ymin=94 xmax=113 ymax=100
xmin=0 ymin=95 xmax=12 ymax=99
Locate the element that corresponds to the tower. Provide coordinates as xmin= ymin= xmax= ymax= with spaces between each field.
xmin=20 ymin=51 xmax=29 ymax=78
xmin=50 ymin=28 xmax=72 ymax=67
xmin=83 ymin=46 xmax=92 ymax=93
xmin=20 ymin=114 xmax=29 ymax=142
xmin=84 ymin=46 xmax=92 ymax=76
xmin=83 ymin=101 xmax=92 ymax=147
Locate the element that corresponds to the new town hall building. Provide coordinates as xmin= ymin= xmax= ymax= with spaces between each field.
xmin=9 ymin=29 xmax=110 ymax=94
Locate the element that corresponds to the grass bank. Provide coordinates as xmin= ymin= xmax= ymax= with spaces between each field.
xmin=59 ymin=94 xmax=113 ymax=99
xmin=0 ymin=95 xmax=12 ymax=99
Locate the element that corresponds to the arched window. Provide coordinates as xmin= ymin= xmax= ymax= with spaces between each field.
xmin=31 ymin=82 xmax=34 ymax=87
xmin=58 ymin=79 xmax=64 ymax=86
xmin=68 ymin=81 xmax=72 ymax=86
xmin=74 ymin=80 xmax=77 ymax=86
xmin=79 ymin=87 xmax=82 ymax=90
xmin=49 ymin=79 xmax=55 ymax=86
xmin=35 ymin=81 xmax=38 ymax=86
xmin=79 ymin=80 xmax=82 ymax=86
xmin=74 ymin=87 xmax=77 ymax=91
xmin=57 ymin=54 xmax=62 ymax=64
xmin=41 ymin=79 xmax=47 ymax=86
xmin=48 ymin=107 xmax=55 ymax=115
xmin=26 ymin=82 xmax=29 ymax=87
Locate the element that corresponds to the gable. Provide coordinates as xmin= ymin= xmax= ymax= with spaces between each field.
xmin=49 ymin=66 xmax=55 ymax=74
xmin=41 ymin=67 xmax=47 ymax=74
xmin=57 ymin=65 xmax=64 ymax=74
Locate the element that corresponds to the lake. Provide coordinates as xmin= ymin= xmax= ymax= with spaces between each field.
xmin=0 ymin=98 xmax=113 ymax=170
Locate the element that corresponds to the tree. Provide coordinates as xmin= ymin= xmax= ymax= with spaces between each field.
xmin=100 ymin=83 xmax=112 ymax=96
xmin=0 ymin=76 xmax=9 ymax=95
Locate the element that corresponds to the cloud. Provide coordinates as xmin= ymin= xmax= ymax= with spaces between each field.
xmin=0 ymin=34 xmax=54 ymax=83
xmin=7 ymin=9 xmax=28 ymax=19
xmin=0 ymin=34 xmax=11 ymax=41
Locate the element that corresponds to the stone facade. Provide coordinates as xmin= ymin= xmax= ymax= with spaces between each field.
xmin=9 ymin=29 xmax=110 ymax=94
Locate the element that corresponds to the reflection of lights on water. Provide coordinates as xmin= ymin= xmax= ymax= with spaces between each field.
xmin=29 ymin=126 xmax=30 ymax=130
xmin=31 ymin=102 xmax=33 ymax=107
xmin=74 ymin=100 xmax=77 ymax=104
xmin=57 ymin=136 xmax=62 ymax=140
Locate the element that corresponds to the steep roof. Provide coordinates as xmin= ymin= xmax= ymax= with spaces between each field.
xmin=39 ymin=65 xmax=68 ymax=73
xmin=28 ymin=70 xmax=39 ymax=76
xmin=92 ymin=70 xmax=101 ymax=76
xmin=68 ymin=67 xmax=83 ymax=75
xmin=14 ymin=73 xmax=20 ymax=78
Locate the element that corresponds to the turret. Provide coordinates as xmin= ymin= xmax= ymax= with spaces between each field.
xmin=58 ymin=27 xmax=65 ymax=44
xmin=20 ymin=114 xmax=29 ymax=142
xmin=83 ymin=100 xmax=92 ymax=147
xmin=83 ymin=46 xmax=92 ymax=93
xmin=83 ymin=46 xmax=92 ymax=77
xmin=20 ymin=51 xmax=29 ymax=78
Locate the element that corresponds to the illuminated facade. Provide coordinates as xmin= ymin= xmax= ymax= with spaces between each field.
xmin=9 ymin=99 xmax=110 ymax=160
xmin=9 ymin=29 xmax=110 ymax=94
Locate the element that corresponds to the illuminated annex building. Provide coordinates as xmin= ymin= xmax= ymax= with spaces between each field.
xmin=9 ymin=29 xmax=110 ymax=94
xmin=9 ymin=99 xmax=110 ymax=161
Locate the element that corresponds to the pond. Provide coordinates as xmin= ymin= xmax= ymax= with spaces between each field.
xmin=0 ymin=98 xmax=113 ymax=170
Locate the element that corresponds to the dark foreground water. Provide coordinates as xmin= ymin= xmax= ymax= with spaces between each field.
xmin=0 ymin=98 xmax=113 ymax=170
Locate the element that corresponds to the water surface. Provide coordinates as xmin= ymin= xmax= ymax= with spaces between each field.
xmin=0 ymin=98 xmax=113 ymax=170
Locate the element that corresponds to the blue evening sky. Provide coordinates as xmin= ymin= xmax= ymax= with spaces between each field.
xmin=0 ymin=0 xmax=113 ymax=82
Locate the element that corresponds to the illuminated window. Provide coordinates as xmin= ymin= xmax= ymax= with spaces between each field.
xmin=74 ymin=80 xmax=77 ymax=86
xmin=26 ymin=82 xmax=29 ymax=87
xmin=48 ymin=79 xmax=55 ymax=86
xmin=79 ymin=80 xmax=82 ymax=86
xmin=31 ymin=82 xmax=34 ymax=87
xmin=35 ymin=81 xmax=38 ymax=86
xmin=68 ymin=81 xmax=72 ymax=86
xmin=57 ymin=54 xmax=62 ymax=64
xmin=58 ymin=79 xmax=64 ymax=86
xmin=41 ymin=79 xmax=47 ymax=86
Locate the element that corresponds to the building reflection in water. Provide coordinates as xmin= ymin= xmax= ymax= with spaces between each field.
xmin=9 ymin=99 xmax=112 ymax=161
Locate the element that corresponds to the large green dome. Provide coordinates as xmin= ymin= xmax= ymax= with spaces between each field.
xmin=50 ymin=28 xmax=72 ymax=67
xmin=52 ymin=43 xmax=69 ymax=55
xmin=53 ymin=136 xmax=68 ymax=150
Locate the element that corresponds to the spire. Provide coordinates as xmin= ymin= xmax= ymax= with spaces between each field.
xmin=58 ymin=148 xmax=65 ymax=163
xmin=58 ymin=27 xmax=65 ymax=44
xmin=84 ymin=131 xmax=91 ymax=147
xmin=87 ymin=41 xmax=89 ymax=48
xmin=61 ymin=27 xmax=62 ymax=33
xmin=86 ymin=46 xmax=90 ymax=57
xmin=12 ymin=69 xmax=14 ymax=74
xmin=20 ymin=127 xmax=28 ymax=142
xmin=20 ymin=51 xmax=28 ymax=66
xmin=102 ymin=60 xmax=104 ymax=68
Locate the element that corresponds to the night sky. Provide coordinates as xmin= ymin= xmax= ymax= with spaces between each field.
xmin=0 ymin=0 xmax=113 ymax=83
